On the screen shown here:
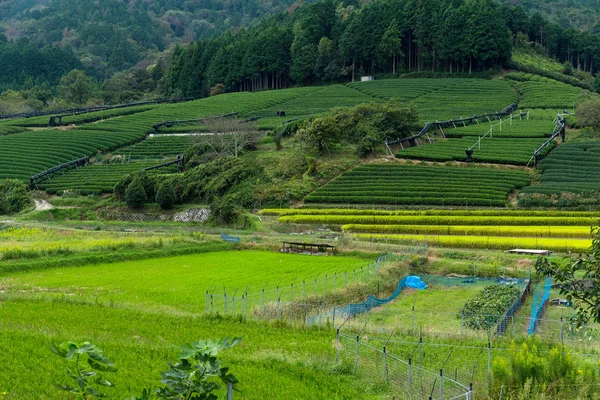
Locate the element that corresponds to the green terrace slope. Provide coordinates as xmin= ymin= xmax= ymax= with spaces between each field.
xmin=0 ymin=129 xmax=146 ymax=181
xmin=304 ymin=163 xmax=531 ymax=207
xmin=520 ymin=140 xmax=600 ymax=207
xmin=38 ymin=160 xmax=180 ymax=194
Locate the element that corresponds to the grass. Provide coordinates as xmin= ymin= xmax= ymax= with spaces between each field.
xmin=0 ymin=250 xmax=370 ymax=313
xmin=0 ymin=299 xmax=380 ymax=400
xmin=354 ymin=275 xmax=498 ymax=336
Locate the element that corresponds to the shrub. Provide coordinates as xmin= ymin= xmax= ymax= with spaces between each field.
xmin=125 ymin=176 xmax=147 ymax=208
xmin=155 ymin=181 xmax=176 ymax=210
xmin=0 ymin=179 xmax=31 ymax=214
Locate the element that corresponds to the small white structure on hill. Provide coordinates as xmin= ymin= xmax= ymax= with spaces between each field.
xmin=360 ymin=76 xmax=375 ymax=82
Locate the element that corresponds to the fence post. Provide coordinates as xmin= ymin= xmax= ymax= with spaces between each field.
xmin=227 ymin=382 xmax=233 ymax=400
xmin=277 ymin=297 xmax=281 ymax=319
xmin=241 ymin=295 xmax=245 ymax=317
xmin=205 ymin=291 xmax=209 ymax=314
xmin=461 ymin=310 xmax=464 ymax=337
xmin=335 ymin=328 xmax=340 ymax=362
xmin=487 ymin=341 xmax=491 ymax=394
xmin=210 ymin=294 xmax=214 ymax=312
xmin=332 ymin=308 xmax=336 ymax=329
xmin=411 ymin=306 xmax=415 ymax=336
xmin=408 ymin=357 xmax=412 ymax=397
xmin=344 ymin=271 xmax=347 ymax=287
xmin=262 ymin=288 xmax=265 ymax=311
xmin=334 ymin=272 xmax=337 ymax=290
xmin=303 ymin=280 xmax=306 ymax=298
xmin=224 ymin=292 xmax=228 ymax=314
xmin=291 ymin=283 xmax=294 ymax=302
xmin=419 ymin=336 xmax=423 ymax=376
xmin=440 ymin=369 xmax=443 ymax=400
xmin=469 ymin=383 xmax=473 ymax=400
xmin=232 ymin=296 xmax=235 ymax=314
xmin=354 ymin=335 xmax=360 ymax=373
xmin=325 ymin=274 xmax=328 ymax=292
xmin=383 ymin=346 xmax=388 ymax=381
xmin=499 ymin=385 xmax=504 ymax=400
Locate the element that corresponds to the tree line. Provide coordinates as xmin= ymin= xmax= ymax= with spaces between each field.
xmin=166 ymin=0 xmax=600 ymax=98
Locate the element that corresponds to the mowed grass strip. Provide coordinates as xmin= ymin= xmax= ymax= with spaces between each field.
xmin=0 ymin=299 xmax=377 ymax=400
xmin=0 ymin=250 xmax=368 ymax=312
xmin=342 ymin=224 xmax=592 ymax=238
xmin=353 ymin=233 xmax=591 ymax=252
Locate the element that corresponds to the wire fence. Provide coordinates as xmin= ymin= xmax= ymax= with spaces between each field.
xmin=336 ymin=332 xmax=472 ymax=399
xmin=204 ymin=247 xmax=428 ymax=318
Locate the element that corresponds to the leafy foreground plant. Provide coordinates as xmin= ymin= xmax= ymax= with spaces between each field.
xmin=51 ymin=338 xmax=241 ymax=400
xmin=153 ymin=337 xmax=241 ymax=400
xmin=51 ymin=341 xmax=117 ymax=399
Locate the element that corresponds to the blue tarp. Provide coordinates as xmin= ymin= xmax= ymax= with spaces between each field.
xmin=405 ymin=275 xmax=427 ymax=290
xmin=221 ymin=234 xmax=240 ymax=243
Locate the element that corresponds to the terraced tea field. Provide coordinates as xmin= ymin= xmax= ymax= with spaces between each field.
xmin=305 ymin=163 xmax=531 ymax=206
xmin=397 ymin=136 xmax=553 ymax=165
xmin=443 ymin=118 xmax=555 ymax=138
xmin=412 ymin=79 xmax=518 ymax=121
xmin=520 ymin=140 xmax=600 ymax=207
xmin=37 ymin=159 xmax=180 ymax=194
xmin=115 ymin=135 xmax=194 ymax=158
xmin=0 ymin=129 xmax=146 ymax=180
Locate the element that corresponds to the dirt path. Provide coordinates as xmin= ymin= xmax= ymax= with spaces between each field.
xmin=34 ymin=199 xmax=53 ymax=211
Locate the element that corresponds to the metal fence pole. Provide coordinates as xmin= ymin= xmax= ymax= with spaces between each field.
xmin=408 ymin=357 xmax=412 ymax=397
xmin=277 ymin=297 xmax=281 ymax=319
xmin=205 ymin=291 xmax=209 ymax=314
xmin=335 ymin=329 xmax=340 ymax=363
xmin=241 ymin=295 xmax=245 ymax=317
xmin=383 ymin=346 xmax=388 ymax=381
xmin=224 ymin=293 xmax=228 ymax=314
xmin=487 ymin=341 xmax=491 ymax=394
xmin=440 ymin=369 xmax=443 ymax=400
xmin=354 ymin=335 xmax=360 ymax=373
xmin=261 ymin=288 xmax=264 ymax=311
xmin=227 ymin=382 xmax=233 ymax=400
xmin=412 ymin=306 xmax=415 ymax=336
xmin=291 ymin=283 xmax=294 ymax=302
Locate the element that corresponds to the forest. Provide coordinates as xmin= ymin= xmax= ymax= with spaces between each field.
xmin=166 ymin=0 xmax=600 ymax=98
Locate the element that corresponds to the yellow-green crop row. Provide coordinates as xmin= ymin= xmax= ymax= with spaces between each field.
xmin=261 ymin=208 xmax=600 ymax=217
xmin=342 ymin=224 xmax=592 ymax=238
xmin=354 ymin=233 xmax=591 ymax=252
xmin=278 ymin=214 xmax=599 ymax=226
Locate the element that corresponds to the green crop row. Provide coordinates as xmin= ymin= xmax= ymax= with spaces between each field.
xmin=511 ymin=79 xmax=587 ymax=109
xmin=306 ymin=164 xmax=530 ymax=207
xmin=443 ymin=118 xmax=555 ymax=139
xmin=279 ymin=214 xmax=599 ymax=226
xmin=38 ymin=160 xmax=179 ymax=194
xmin=341 ymin=224 xmax=592 ymax=238
xmin=397 ymin=136 xmax=553 ymax=165
xmin=261 ymin=208 xmax=600 ymax=217
xmin=353 ymin=233 xmax=592 ymax=252
xmin=0 ymin=128 xmax=146 ymax=180
xmin=7 ymin=105 xmax=156 ymax=127
xmin=520 ymin=141 xmax=600 ymax=206
xmin=115 ymin=136 xmax=193 ymax=157
xmin=460 ymin=284 xmax=522 ymax=330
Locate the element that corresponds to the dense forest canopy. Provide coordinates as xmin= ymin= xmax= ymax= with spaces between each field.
xmin=1 ymin=0 xmax=600 ymax=106
xmin=166 ymin=0 xmax=600 ymax=97
xmin=0 ymin=0 xmax=300 ymax=82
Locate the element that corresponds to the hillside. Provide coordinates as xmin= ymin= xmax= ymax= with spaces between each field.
xmin=0 ymin=0 xmax=299 ymax=81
